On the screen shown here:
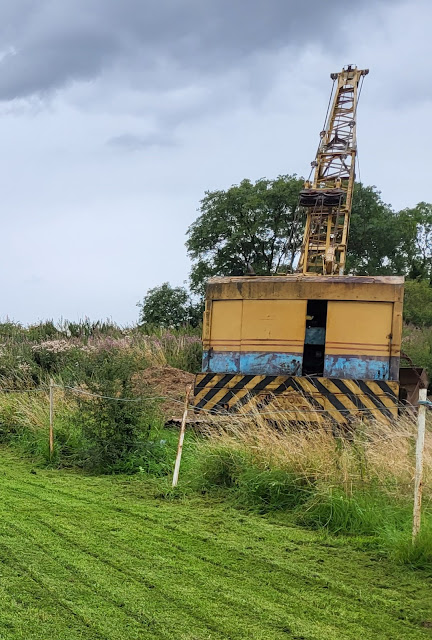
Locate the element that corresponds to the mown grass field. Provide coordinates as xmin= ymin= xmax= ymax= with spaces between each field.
xmin=0 ymin=449 xmax=431 ymax=639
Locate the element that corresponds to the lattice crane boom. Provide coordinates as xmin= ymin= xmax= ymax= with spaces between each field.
xmin=297 ymin=65 xmax=368 ymax=275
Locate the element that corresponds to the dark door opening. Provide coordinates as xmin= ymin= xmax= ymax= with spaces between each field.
xmin=302 ymin=300 xmax=328 ymax=376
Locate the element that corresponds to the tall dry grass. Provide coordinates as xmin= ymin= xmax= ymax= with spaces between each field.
xmin=197 ymin=403 xmax=431 ymax=499
xmin=191 ymin=404 xmax=432 ymax=565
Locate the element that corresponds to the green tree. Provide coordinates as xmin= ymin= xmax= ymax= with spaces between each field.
xmin=186 ymin=176 xmax=432 ymax=292
xmin=403 ymin=279 xmax=432 ymax=326
xmin=186 ymin=175 xmax=305 ymax=293
xmin=137 ymin=283 xmax=200 ymax=329
xmin=399 ymin=202 xmax=432 ymax=281
xmin=346 ymin=184 xmax=417 ymax=275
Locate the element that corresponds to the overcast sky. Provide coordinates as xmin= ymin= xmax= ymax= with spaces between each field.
xmin=0 ymin=0 xmax=430 ymax=325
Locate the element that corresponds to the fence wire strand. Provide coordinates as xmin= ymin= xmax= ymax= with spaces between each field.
xmin=0 ymin=382 xmax=427 ymax=419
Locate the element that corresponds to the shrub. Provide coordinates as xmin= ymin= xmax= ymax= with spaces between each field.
xmin=0 ymin=386 xmax=169 ymax=474
xmin=72 ymin=351 xmax=160 ymax=472
xmin=114 ymin=437 xmax=173 ymax=476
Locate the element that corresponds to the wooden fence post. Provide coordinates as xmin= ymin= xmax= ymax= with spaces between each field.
xmin=413 ymin=388 xmax=427 ymax=542
xmin=172 ymin=384 xmax=192 ymax=488
xmin=49 ymin=378 xmax=54 ymax=460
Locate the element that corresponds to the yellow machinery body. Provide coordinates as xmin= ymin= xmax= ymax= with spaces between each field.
xmin=194 ymin=275 xmax=403 ymax=424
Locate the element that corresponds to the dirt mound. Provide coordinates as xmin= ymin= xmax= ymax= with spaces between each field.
xmin=132 ymin=365 xmax=195 ymax=419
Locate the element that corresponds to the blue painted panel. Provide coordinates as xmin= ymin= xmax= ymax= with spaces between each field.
xmin=202 ymin=350 xmax=239 ymax=373
xmin=203 ymin=350 xmax=302 ymax=375
xmin=304 ymin=327 xmax=326 ymax=345
xmin=240 ymin=352 xmax=302 ymax=375
xmin=324 ymin=355 xmax=389 ymax=380
xmin=204 ymin=351 xmax=392 ymax=380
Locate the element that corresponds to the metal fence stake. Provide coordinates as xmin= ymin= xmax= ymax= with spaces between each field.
xmin=172 ymin=384 xmax=192 ymax=488
xmin=49 ymin=378 xmax=54 ymax=460
xmin=413 ymin=388 xmax=427 ymax=542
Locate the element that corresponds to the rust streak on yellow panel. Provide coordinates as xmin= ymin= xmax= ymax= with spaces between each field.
xmin=391 ymin=300 xmax=403 ymax=352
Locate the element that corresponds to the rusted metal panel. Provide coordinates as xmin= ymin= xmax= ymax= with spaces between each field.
xmin=205 ymin=298 xmax=307 ymax=375
xmin=323 ymin=300 xmax=397 ymax=380
xmin=205 ymin=275 xmax=404 ymax=304
xmin=399 ymin=367 xmax=429 ymax=405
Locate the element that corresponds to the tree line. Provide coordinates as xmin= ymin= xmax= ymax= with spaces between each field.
xmin=138 ymin=175 xmax=432 ymax=328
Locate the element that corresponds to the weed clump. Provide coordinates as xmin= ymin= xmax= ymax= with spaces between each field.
xmin=380 ymin=518 xmax=432 ymax=569
xmin=195 ymin=445 xmax=249 ymax=490
xmin=296 ymin=486 xmax=407 ymax=536
xmin=193 ymin=441 xmax=314 ymax=511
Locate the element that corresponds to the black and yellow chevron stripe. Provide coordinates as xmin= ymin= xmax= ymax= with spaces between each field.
xmin=193 ymin=373 xmax=399 ymax=423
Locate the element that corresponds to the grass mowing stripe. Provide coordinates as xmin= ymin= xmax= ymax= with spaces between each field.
xmin=0 ymin=525 xmax=196 ymax=640
xmin=36 ymin=515 xmax=337 ymax=631
xmin=0 ymin=559 xmax=96 ymax=640
xmin=0 ymin=480 xmax=379 ymax=604
xmin=0 ymin=478 xmax=423 ymax=622
xmin=31 ymin=507 xmax=423 ymax=636
xmin=4 ymin=516 xmax=295 ymax=640
xmin=2 ymin=492 xmax=428 ymax=639
xmin=0 ymin=508 xmax=232 ymax=640
xmin=0 ymin=451 xmax=431 ymax=640
xmin=1 ymin=477 xmax=430 ymax=633
xmin=0 ymin=544 xmax=110 ymax=640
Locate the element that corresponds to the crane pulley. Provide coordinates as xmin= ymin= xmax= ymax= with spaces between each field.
xmin=297 ymin=65 xmax=369 ymax=275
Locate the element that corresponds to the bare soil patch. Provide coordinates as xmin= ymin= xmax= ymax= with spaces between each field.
xmin=133 ymin=365 xmax=194 ymax=418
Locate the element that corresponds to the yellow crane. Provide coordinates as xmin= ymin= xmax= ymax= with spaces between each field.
xmin=298 ymin=65 xmax=368 ymax=275
xmin=191 ymin=65 xmax=425 ymax=424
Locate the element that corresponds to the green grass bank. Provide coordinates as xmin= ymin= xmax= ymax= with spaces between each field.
xmin=0 ymin=449 xmax=431 ymax=640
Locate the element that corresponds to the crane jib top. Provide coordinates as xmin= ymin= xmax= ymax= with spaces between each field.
xmin=297 ymin=65 xmax=369 ymax=276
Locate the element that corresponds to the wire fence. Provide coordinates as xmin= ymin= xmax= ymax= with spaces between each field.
xmin=0 ymin=381 xmax=428 ymax=418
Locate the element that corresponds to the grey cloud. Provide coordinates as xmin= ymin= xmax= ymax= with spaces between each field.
xmin=0 ymin=0 xmax=397 ymax=100
xmin=108 ymin=131 xmax=176 ymax=150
